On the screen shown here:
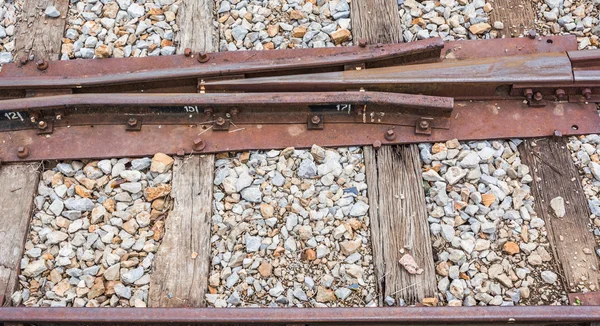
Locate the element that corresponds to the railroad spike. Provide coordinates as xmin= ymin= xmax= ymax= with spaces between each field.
xmin=373 ymin=140 xmax=382 ymax=149
xmin=36 ymin=60 xmax=48 ymax=71
xmin=17 ymin=146 xmax=30 ymax=159
xmin=197 ymin=52 xmax=210 ymax=63
xmin=384 ymin=129 xmax=396 ymax=141
xmin=193 ymin=137 xmax=206 ymax=151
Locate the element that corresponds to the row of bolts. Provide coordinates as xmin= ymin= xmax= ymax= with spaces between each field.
xmin=11 ymin=34 xmax=593 ymax=157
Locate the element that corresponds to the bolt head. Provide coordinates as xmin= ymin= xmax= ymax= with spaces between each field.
xmin=127 ymin=118 xmax=138 ymax=126
xmin=555 ymin=89 xmax=566 ymax=98
xmin=19 ymin=56 xmax=28 ymax=65
xmin=419 ymin=120 xmax=430 ymax=129
xmin=17 ymin=146 xmax=29 ymax=159
xmin=36 ymin=60 xmax=48 ymax=71
xmin=215 ymin=117 xmax=226 ymax=126
xmin=534 ymin=92 xmax=543 ymax=101
xmin=553 ymin=130 xmax=563 ymax=139
xmin=184 ymin=48 xmax=192 ymax=57
xmin=358 ymin=39 xmax=368 ymax=47
xmin=528 ymin=30 xmax=536 ymax=39
xmin=373 ymin=140 xmax=382 ymax=149
xmin=384 ymin=129 xmax=396 ymax=141
xmin=311 ymin=115 xmax=321 ymax=124
xmin=37 ymin=121 xmax=47 ymax=129
xmin=582 ymin=88 xmax=592 ymax=100
xmin=197 ymin=52 xmax=210 ymax=63
xmin=193 ymin=137 xmax=206 ymax=151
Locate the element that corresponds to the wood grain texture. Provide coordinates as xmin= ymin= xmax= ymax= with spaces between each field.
xmin=363 ymin=146 xmax=384 ymax=306
xmin=0 ymin=164 xmax=40 ymax=304
xmin=489 ymin=0 xmax=536 ymax=38
xmin=520 ymin=138 xmax=600 ymax=292
xmin=376 ymin=145 xmax=436 ymax=304
xmin=14 ymin=0 xmax=68 ymax=62
xmin=148 ymin=155 xmax=214 ymax=307
xmin=175 ymin=0 xmax=218 ymax=54
xmin=350 ymin=0 xmax=402 ymax=44
xmin=364 ymin=144 xmax=437 ymax=305
xmin=356 ymin=0 xmax=435 ymax=304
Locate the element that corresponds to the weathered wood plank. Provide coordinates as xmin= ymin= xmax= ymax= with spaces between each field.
xmin=376 ymin=145 xmax=436 ymax=305
xmin=174 ymin=0 xmax=218 ymax=54
xmin=148 ymin=155 xmax=214 ymax=307
xmin=0 ymin=163 xmax=40 ymax=305
xmin=363 ymin=146 xmax=384 ymax=306
xmin=489 ymin=0 xmax=536 ymax=38
xmin=355 ymin=0 xmax=435 ymax=305
xmin=520 ymin=138 xmax=600 ymax=292
xmin=14 ymin=0 xmax=69 ymax=62
xmin=350 ymin=0 xmax=402 ymax=44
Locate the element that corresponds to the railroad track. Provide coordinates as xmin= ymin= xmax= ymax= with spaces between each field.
xmin=0 ymin=0 xmax=600 ymax=324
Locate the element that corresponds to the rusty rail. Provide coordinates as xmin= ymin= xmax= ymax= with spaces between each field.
xmin=0 ymin=35 xmax=598 ymax=164
xmin=1 ymin=100 xmax=597 ymax=162
xmin=0 ymin=306 xmax=599 ymax=324
xmin=0 ymin=39 xmax=444 ymax=90
xmin=0 ymin=91 xmax=454 ymax=113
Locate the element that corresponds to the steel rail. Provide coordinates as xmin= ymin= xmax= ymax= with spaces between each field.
xmin=0 ymin=91 xmax=454 ymax=113
xmin=2 ymin=101 xmax=597 ymax=162
xmin=0 ymin=39 xmax=444 ymax=89
xmin=0 ymin=35 xmax=578 ymax=92
xmin=204 ymin=52 xmax=575 ymax=95
xmin=0 ymin=306 xmax=599 ymax=324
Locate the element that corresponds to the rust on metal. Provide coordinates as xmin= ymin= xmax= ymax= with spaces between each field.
xmin=555 ymin=88 xmax=566 ymax=100
xmin=441 ymin=35 xmax=577 ymax=61
xmin=124 ymin=116 xmax=142 ymax=131
xmin=0 ymin=306 xmax=599 ymax=324
xmin=127 ymin=117 xmax=138 ymax=127
xmin=0 ymin=91 xmax=453 ymax=113
xmin=35 ymin=60 xmax=48 ymax=71
xmin=0 ymin=39 xmax=444 ymax=90
xmin=197 ymin=52 xmax=210 ymax=63
xmin=582 ymin=88 xmax=592 ymax=100
xmin=384 ymin=129 xmax=396 ymax=141
xmin=568 ymin=292 xmax=600 ymax=306
xmin=192 ymin=137 xmax=206 ymax=151
xmin=1 ymin=100 xmax=597 ymax=163
xmin=0 ymin=34 xmax=597 ymax=166
xmin=16 ymin=146 xmax=29 ymax=159
xmin=203 ymin=52 xmax=575 ymax=100
xmin=569 ymin=49 xmax=600 ymax=84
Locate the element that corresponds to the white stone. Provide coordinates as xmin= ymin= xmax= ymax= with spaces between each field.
xmin=550 ymin=196 xmax=565 ymax=218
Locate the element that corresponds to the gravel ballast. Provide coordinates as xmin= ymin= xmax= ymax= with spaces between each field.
xmin=11 ymin=154 xmax=174 ymax=307
xmin=420 ymin=139 xmax=566 ymax=306
xmin=215 ymin=0 xmax=353 ymax=51
xmin=207 ymin=146 xmax=376 ymax=307
xmin=60 ymin=0 xmax=181 ymax=59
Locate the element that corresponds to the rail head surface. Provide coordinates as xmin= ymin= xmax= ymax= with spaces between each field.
xmin=0 ymin=306 xmax=599 ymax=324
